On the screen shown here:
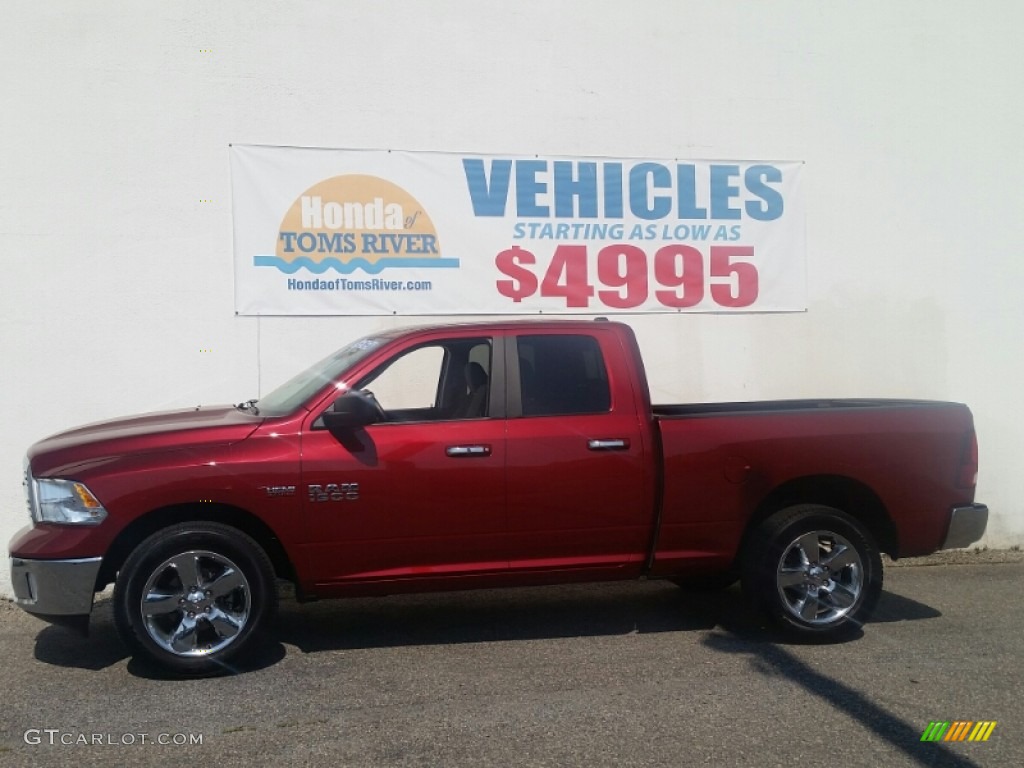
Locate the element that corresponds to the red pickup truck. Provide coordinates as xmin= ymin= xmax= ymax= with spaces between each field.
xmin=10 ymin=320 xmax=987 ymax=674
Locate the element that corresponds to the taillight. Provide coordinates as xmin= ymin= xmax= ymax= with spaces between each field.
xmin=957 ymin=430 xmax=979 ymax=489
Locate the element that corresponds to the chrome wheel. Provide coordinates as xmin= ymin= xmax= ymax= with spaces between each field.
xmin=775 ymin=530 xmax=863 ymax=626
xmin=140 ymin=550 xmax=251 ymax=657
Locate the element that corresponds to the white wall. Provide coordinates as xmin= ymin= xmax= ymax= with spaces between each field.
xmin=2 ymin=0 xmax=1021 ymax=596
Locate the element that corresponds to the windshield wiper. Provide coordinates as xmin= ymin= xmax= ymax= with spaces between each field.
xmin=236 ymin=399 xmax=260 ymax=415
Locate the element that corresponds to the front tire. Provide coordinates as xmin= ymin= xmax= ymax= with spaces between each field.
xmin=741 ymin=504 xmax=882 ymax=641
xmin=113 ymin=522 xmax=276 ymax=675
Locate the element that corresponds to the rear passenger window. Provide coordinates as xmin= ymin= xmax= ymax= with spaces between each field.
xmin=517 ymin=335 xmax=611 ymax=416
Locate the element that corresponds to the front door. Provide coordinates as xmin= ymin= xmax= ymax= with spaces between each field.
xmin=302 ymin=334 xmax=508 ymax=587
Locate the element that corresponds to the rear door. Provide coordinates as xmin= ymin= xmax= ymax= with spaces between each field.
xmin=503 ymin=330 xmax=651 ymax=578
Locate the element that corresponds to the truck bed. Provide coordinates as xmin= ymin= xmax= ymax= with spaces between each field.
xmin=653 ymin=398 xmax=959 ymax=418
xmin=650 ymin=397 xmax=975 ymax=565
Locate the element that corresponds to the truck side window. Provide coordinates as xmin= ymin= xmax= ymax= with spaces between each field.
xmin=518 ymin=335 xmax=611 ymax=417
xmin=356 ymin=338 xmax=492 ymax=422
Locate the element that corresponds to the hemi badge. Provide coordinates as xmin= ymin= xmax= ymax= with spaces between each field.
xmin=260 ymin=485 xmax=296 ymax=497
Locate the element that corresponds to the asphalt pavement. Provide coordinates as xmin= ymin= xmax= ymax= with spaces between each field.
xmin=0 ymin=557 xmax=1021 ymax=767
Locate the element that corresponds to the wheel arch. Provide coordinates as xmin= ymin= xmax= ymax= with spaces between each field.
xmin=745 ymin=475 xmax=898 ymax=558
xmin=97 ymin=503 xmax=296 ymax=590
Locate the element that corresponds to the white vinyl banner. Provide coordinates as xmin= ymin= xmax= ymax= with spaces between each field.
xmin=231 ymin=145 xmax=805 ymax=315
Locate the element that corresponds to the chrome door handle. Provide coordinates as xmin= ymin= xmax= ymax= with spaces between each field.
xmin=588 ymin=438 xmax=629 ymax=451
xmin=446 ymin=445 xmax=492 ymax=457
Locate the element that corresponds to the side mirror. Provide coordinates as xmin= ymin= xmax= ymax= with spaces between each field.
xmin=321 ymin=390 xmax=384 ymax=432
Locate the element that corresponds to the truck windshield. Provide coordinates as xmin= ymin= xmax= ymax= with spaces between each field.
xmin=255 ymin=336 xmax=385 ymax=417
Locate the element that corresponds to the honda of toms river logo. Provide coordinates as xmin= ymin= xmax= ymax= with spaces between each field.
xmin=254 ymin=174 xmax=460 ymax=275
xmin=920 ymin=720 xmax=997 ymax=742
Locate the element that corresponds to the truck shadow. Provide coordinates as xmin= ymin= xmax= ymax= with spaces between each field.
xmin=30 ymin=582 xmax=941 ymax=678
xmin=703 ymin=632 xmax=980 ymax=768
xmin=28 ymin=583 xmax=970 ymax=765
xmin=270 ymin=580 xmax=941 ymax=654
xmin=29 ymin=598 xmax=288 ymax=677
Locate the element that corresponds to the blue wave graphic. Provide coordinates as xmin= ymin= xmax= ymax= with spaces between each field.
xmin=254 ymin=255 xmax=461 ymax=274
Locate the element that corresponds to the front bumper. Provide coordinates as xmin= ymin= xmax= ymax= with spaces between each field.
xmin=941 ymin=504 xmax=989 ymax=550
xmin=10 ymin=556 xmax=101 ymax=631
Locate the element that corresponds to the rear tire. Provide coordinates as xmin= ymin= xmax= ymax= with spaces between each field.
xmin=741 ymin=504 xmax=882 ymax=641
xmin=113 ymin=522 xmax=276 ymax=676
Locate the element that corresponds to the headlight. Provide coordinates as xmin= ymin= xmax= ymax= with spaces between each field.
xmin=28 ymin=477 xmax=108 ymax=525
